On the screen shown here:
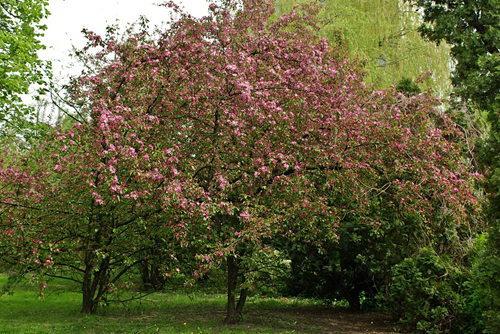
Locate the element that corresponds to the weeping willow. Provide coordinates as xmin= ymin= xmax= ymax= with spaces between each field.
xmin=274 ymin=0 xmax=452 ymax=97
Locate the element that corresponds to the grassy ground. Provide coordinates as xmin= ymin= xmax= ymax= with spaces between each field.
xmin=0 ymin=274 xmax=398 ymax=334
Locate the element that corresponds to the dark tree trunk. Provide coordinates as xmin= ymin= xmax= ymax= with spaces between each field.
xmin=224 ymin=256 xmax=247 ymax=324
xmin=81 ymin=254 xmax=96 ymax=314
xmin=224 ymin=256 xmax=239 ymax=324
xmin=141 ymin=259 xmax=165 ymax=291
xmin=149 ymin=262 xmax=164 ymax=290
xmin=141 ymin=261 xmax=151 ymax=286
xmin=345 ymin=288 xmax=361 ymax=311
xmin=236 ymin=288 xmax=248 ymax=315
xmin=81 ymin=251 xmax=110 ymax=314
xmin=82 ymin=267 xmax=94 ymax=314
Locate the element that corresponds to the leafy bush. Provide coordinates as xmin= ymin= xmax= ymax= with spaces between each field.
xmin=381 ymin=248 xmax=468 ymax=334
xmin=469 ymin=228 xmax=500 ymax=334
xmin=281 ymin=222 xmax=387 ymax=311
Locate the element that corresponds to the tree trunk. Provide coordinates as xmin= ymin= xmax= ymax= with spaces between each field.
xmin=141 ymin=260 xmax=151 ymax=286
xmin=236 ymin=288 xmax=248 ymax=315
xmin=141 ymin=256 xmax=165 ymax=291
xmin=224 ymin=255 xmax=245 ymax=324
xmin=346 ymin=288 xmax=361 ymax=311
xmin=149 ymin=262 xmax=164 ymax=290
xmin=81 ymin=251 xmax=110 ymax=314
xmin=81 ymin=262 xmax=95 ymax=314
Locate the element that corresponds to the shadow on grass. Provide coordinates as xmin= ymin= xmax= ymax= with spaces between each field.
xmin=0 ymin=276 xmax=397 ymax=334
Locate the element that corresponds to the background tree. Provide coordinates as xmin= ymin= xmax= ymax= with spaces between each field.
xmin=407 ymin=0 xmax=500 ymax=109
xmin=393 ymin=1 xmax=500 ymax=332
xmin=0 ymin=0 xmax=51 ymax=141
xmin=275 ymin=0 xmax=452 ymax=96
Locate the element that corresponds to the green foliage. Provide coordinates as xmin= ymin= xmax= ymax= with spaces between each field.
xmin=396 ymin=77 xmax=421 ymax=97
xmin=381 ymin=248 xmax=467 ymax=334
xmin=282 ymin=211 xmax=476 ymax=316
xmin=457 ymin=233 xmax=487 ymax=334
xmin=281 ymin=220 xmax=389 ymax=311
xmin=0 ymin=0 xmax=51 ymax=140
xmin=470 ymin=229 xmax=500 ymax=334
xmin=407 ymin=0 xmax=500 ymax=110
xmin=275 ymin=0 xmax=452 ymax=95
xmin=408 ymin=1 xmax=500 ymax=331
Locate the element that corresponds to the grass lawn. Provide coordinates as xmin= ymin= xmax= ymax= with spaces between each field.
xmin=0 ymin=274 xmax=398 ymax=334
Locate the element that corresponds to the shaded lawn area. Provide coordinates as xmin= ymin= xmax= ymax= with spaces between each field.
xmin=0 ymin=274 xmax=398 ymax=334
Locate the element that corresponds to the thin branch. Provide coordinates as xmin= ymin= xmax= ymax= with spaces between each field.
xmin=52 ymin=263 xmax=86 ymax=274
xmin=0 ymin=201 xmax=71 ymax=214
xmin=109 ymin=259 xmax=145 ymax=285
xmin=104 ymin=290 xmax=157 ymax=305
xmin=44 ymin=273 xmax=83 ymax=284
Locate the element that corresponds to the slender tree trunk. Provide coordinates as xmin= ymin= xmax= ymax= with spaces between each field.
xmin=224 ymin=255 xmax=240 ymax=324
xmin=223 ymin=256 xmax=249 ymax=324
xmin=236 ymin=288 xmax=248 ymax=315
xmin=150 ymin=262 xmax=164 ymax=290
xmin=81 ymin=260 xmax=95 ymax=314
xmin=141 ymin=260 xmax=151 ymax=286
xmin=81 ymin=250 xmax=110 ymax=314
xmin=140 ymin=250 xmax=165 ymax=291
xmin=82 ymin=214 xmax=96 ymax=314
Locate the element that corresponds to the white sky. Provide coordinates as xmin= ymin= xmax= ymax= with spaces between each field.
xmin=40 ymin=0 xmax=210 ymax=78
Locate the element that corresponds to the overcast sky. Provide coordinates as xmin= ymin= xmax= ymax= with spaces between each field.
xmin=40 ymin=0 xmax=210 ymax=78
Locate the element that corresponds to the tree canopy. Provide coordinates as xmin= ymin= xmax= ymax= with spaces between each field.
xmin=407 ymin=0 xmax=500 ymax=109
xmin=0 ymin=0 xmax=50 ymax=139
xmin=276 ymin=0 xmax=453 ymax=96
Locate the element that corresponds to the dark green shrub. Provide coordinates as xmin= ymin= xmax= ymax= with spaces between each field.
xmin=381 ymin=248 xmax=468 ymax=334
xmin=279 ymin=223 xmax=378 ymax=310
xmin=396 ymin=77 xmax=421 ymax=97
xmin=281 ymin=217 xmax=408 ymax=311
xmin=469 ymin=228 xmax=500 ymax=334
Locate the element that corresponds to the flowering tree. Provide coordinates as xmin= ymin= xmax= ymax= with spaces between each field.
xmin=0 ymin=122 xmax=190 ymax=313
xmin=0 ymin=0 xmax=479 ymax=322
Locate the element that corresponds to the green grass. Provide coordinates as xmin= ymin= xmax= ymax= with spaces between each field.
xmin=0 ymin=274 xmax=395 ymax=334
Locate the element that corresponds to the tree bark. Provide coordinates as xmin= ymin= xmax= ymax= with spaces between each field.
xmin=236 ymin=288 xmax=248 ymax=315
xmin=224 ymin=255 xmax=242 ymax=324
xmin=81 ymin=250 xmax=110 ymax=314
xmin=224 ymin=256 xmax=238 ymax=324
xmin=141 ymin=260 xmax=151 ymax=286
xmin=81 ymin=258 xmax=95 ymax=314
